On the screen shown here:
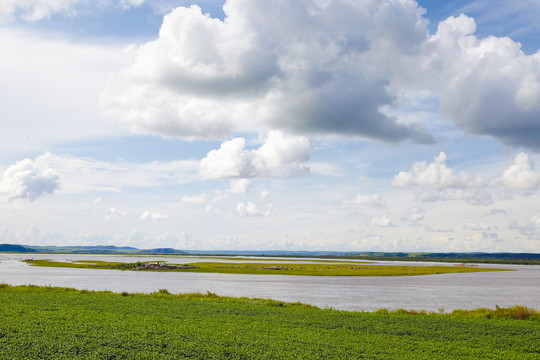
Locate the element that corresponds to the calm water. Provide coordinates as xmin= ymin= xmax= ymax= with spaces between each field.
xmin=1 ymin=253 xmax=539 ymax=312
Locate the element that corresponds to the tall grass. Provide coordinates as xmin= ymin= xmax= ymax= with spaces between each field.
xmin=0 ymin=283 xmax=537 ymax=319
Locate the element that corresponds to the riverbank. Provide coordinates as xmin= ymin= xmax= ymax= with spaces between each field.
xmin=1 ymin=284 xmax=538 ymax=359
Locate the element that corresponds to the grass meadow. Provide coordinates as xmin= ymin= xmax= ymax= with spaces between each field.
xmin=0 ymin=284 xmax=538 ymax=359
xmin=24 ymin=259 xmax=509 ymax=276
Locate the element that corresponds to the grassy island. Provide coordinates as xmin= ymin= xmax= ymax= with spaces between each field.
xmin=23 ymin=259 xmax=510 ymax=276
xmin=0 ymin=284 xmax=538 ymax=359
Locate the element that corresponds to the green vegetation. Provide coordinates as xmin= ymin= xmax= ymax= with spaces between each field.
xmin=3 ymin=243 xmax=539 ymax=265
xmin=0 ymin=243 xmax=36 ymax=253
xmin=0 ymin=284 xmax=538 ymax=359
xmin=344 ymin=253 xmax=540 ymax=265
xmin=23 ymin=259 xmax=509 ymax=276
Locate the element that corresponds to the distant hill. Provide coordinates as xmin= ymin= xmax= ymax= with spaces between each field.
xmin=414 ymin=252 xmax=540 ymax=261
xmin=24 ymin=245 xmax=140 ymax=254
xmin=0 ymin=244 xmax=36 ymax=253
xmin=138 ymin=248 xmax=186 ymax=254
xmin=1 ymin=244 xmax=538 ymax=264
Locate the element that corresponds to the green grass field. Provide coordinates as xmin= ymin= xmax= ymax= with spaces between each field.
xmin=24 ymin=259 xmax=509 ymax=276
xmin=0 ymin=284 xmax=538 ymax=359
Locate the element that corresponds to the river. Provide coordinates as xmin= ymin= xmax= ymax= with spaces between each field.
xmin=1 ymin=253 xmax=538 ymax=312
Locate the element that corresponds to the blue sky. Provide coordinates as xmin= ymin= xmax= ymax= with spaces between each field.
xmin=1 ymin=0 xmax=539 ymax=252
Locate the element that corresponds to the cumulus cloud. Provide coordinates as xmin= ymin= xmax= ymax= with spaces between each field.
xmin=105 ymin=207 xmax=126 ymax=220
xmin=464 ymin=222 xmax=492 ymax=231
xmin=392 ymin=152 xmax=485 ymax=189
xmin=0 ymin=156 xmax=60 ymax=202
xmin=400 ymin=207 xmax=425 ymax=222
xmin=394 ymin=152 xmax=540 ymax=206
xmin=350 ymin=194 xmax=387 ymax=208
xmin=200 ymin=131 xmax=310 ymax=179
xmin=101 ymin=2 xmax=540 ymax=150
xmin=139 ymin=211 xmax=169 ymax=220
xmin=425 ymin=225 xmax=454 ymax=233
xmin=496 ymin=153 xmax=540 ymax=189
xmin=181 ymin=194 xmax=208 ymax=204
xmin=421 ymin=14 xmax=540 ymax=150
xmin=236 ymin=202 xmax=272 ymax=217
xmin=101 ymin=0 xmax=433 ymax=143
xmin=229 ymin=178 xmax=251 ymax=195
xmin=370 ymin=214 xmax=393 ymax=228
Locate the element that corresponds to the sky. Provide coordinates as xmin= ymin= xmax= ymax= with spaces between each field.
xmin=1 ymin=0 xmax=539 ymax=252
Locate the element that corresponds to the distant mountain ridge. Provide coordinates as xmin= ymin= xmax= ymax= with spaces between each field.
xmin=0 ymin=244 xmax=36 ymax=253
xmin=0 ymin=244 xmax=186 ymax=255
xmin=138 ymin=248 xmax=186 ymax=254
xmin=1 ymin=243 xmax=539 ymax=263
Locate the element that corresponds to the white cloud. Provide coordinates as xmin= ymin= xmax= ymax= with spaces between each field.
xmin=199 ymin=138 xmax=252 ymax=179
xmin=139 ymin=211 xmax=169 ymax=220
xmin=401 ymin=207 xmax=425 ymax=222
xmin=101 ymin=0 xmax=433 ymax=143
xmin=464 ymin=222 xmax=492 ymax=231
xmin=0 ymin=0 xmax=151 ymax=22
xmin=105 ymin=207 xmax=126 ymax=220
xmin=392 ymin=152 xmax=485 ymax=190
xmin=436 ymin=189 xmax=493 ymax=206
xmin=236 ymin=202 xmax=272 ymax=217
xmin=252 ymin=131 xmax=311 ymax=177
xmin=0 ymin=0 xmax=84 ymax=22
xmin=118 ymin=0 xmax=146 ymax=10
xmin=205 ymin=204 xmax=219 ymax=215
xmin=200 ymin=131 xmax=310 ymax=179
xmin=260 ymin=190 xmax=270 ymax=199
xmin=0 ymin=1 xmax=493 ymax=153
xmin=0 ymin=156 xmax=60 ymax=202
xmin=34 ymin=153 xmax=199 ymax=193
xmin=370 ymin=214 xmax=393 ymax=228
xmin=181 ymin=194 xmax=208 ymax=204
xmin=425 ymin=225 xmax=454 ymax=233
xmin=459 ymin=0 xmax=540 ymax=40
xmin=487 ymin=208 xmax=508 ymax=215
xmin=509 ymin=215 xmax=540 ymax=237
xmin=100 ymin=2 xmax=540 ymax=150
xmin=496 ymin=152 xmax=540 ymax=190
xmin=149 ymin=231 xmax=195 ymax=250
xmin=494 ymin=191 xmax=514 ymax=201
xmin=229 ymin=178 xmax=251 ymax=195
xmin=390 ymin=152 xmax=540 ymax=206
xmin=350 ymin=194 xmax=387 ymax=208
xmin=415 ymin=189 xmax=493 ymax=206
xmin=421 ymin=14 xmax=540 ymax=150
xmin=395 ymin=152 xmax=540 ymax=207
xmin=182 ymin=179 xmax=252 ymax=206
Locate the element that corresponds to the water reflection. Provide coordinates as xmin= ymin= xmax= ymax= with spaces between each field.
xmin=1 ymin=253 xmax=539 ymax=312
